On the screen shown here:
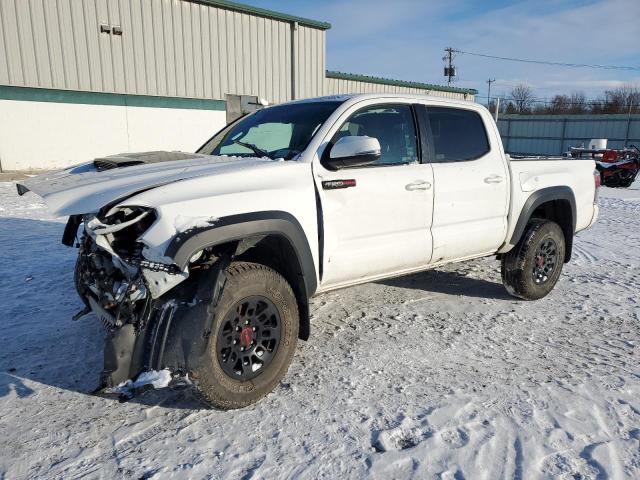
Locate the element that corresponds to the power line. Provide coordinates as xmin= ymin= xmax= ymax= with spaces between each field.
xmin=454 ymin=49 xmax=640 ymax=71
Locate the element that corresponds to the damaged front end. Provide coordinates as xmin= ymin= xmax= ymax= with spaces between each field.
xmin=71 ymin=206 xmax=229 ymax=389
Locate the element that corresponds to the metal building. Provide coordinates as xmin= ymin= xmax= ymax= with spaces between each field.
xmin=0 ymin=0 xmax=476 ymax=171
xmin=326 ymin=71 xmax=475 ymax=100
xmin=498 ymin=114 xmax=640 ymax=155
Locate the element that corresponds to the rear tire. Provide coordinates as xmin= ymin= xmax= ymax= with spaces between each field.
xmin=193 ymin=262 xmax=298 ymax=409
xmin=501 ymin=219 xmax=566 ymax=300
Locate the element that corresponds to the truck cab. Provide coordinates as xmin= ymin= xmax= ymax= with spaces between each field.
xmin=310 ymin=96 xmax=511 ymax=289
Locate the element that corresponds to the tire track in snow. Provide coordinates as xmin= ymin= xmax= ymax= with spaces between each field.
xmin=48 ymin=405 xmax=210 ymax=479
xmin=3 ymin=182 xmax=640 ymax=479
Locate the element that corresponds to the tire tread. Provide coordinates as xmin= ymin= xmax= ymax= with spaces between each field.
xmin=194 ymin=261 xmax=298 ymax=410
xmin=501 ymin=219 xmax=565 ymax=300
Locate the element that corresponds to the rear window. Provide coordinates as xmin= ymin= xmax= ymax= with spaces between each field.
xmin=427 ymin=107 xmax=490 ymax=162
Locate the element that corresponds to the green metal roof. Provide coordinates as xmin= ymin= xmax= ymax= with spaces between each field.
xmin=189 ymin=1 xmax=331 ymax=30
xmin=326 ymin=70 xmax=478 ymax=95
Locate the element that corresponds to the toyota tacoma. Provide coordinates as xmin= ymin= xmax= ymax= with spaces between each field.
xmin=16 ymin=94 xmax=600 ymax=408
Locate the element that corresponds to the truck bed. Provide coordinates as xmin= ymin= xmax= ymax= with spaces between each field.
xmin=500 ymin=155 xmax=598 ymax=252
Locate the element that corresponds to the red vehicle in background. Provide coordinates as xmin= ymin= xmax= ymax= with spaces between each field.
xmin=569 ymin=145 xmax=640 ymax=188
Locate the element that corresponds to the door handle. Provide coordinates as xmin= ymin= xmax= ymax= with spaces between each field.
xmin=484 ymin=175 xmax=504 ymax=184
xmin=405 ymin=180 xmax=432 ymax=191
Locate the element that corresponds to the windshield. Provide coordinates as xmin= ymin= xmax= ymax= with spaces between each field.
xmin=197 ymin=101 xmax=343 ymax=160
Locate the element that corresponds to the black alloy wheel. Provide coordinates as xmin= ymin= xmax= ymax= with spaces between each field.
xmin=216 ymin=295 xmax=282 ymax=381
xmin=532 ymin=238 xmax=558 ymax=284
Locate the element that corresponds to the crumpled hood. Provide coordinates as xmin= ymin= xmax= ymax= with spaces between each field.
xmin=16 ymin=151 xmax=277 ymax=216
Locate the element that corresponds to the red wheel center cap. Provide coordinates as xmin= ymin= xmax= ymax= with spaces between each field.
xmin=536 ymin=255 xmax=545 ymax=268
xmin=239 ymin=326 xmax=253 ymax=348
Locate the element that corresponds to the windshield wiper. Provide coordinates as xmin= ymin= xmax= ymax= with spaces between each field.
xmin=232 ymin=139 xmax=272 ymax=159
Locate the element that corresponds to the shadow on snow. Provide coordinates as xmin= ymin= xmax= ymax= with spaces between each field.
xmin=0 ymin=216 xmax=511 ymax=409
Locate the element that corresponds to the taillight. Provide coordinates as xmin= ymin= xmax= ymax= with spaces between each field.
xmin=593 ymin=169 xmax=601 ymax=202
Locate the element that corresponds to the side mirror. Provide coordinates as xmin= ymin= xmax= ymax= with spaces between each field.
xmin=323 ymin=136 xmax=381 ymax=170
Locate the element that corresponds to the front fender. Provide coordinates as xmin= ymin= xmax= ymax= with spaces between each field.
xmin=165 ymin=211 xmax=318 ymax=298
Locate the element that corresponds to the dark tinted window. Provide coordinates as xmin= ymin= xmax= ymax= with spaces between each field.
xmin=333 ymin=104 xmax=419 ymax=166
xmin=427 ymin=107 xmax=489 ymax=162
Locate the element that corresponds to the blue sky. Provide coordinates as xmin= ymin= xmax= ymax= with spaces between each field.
xmin=243 ymin=0 xmax=640 ymax=101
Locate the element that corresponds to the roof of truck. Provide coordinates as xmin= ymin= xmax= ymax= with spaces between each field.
xmin=283 ymin=93 xmax=481 ymax=109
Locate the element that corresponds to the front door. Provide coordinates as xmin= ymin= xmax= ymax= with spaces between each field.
xmin=314 ymin=103 xmax=434 ymax=289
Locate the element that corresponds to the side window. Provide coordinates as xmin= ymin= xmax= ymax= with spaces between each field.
xmin=333 ymin=104 xmax=419 ymax=166
xmin=426 ymin=107 xmax=490 ymax=162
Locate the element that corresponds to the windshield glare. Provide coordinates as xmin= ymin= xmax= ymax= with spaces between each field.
xmin=198 ymin=101 xmax=342 ymax=160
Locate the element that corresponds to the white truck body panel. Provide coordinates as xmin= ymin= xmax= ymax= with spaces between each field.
xmin=126 ymin=161 xmax=320 ymax=276
xmin=18 ymin=155 xmax=276 ymax=217
xmin=16 ymin=93 xmax=599 ymax=298
xmin=422 ymin=103 xmax=510 ymax=263
xmin=501 ymin=159 xmax=599 ymax=252
xmin=311 ymin=96 xmax=435 ymax=287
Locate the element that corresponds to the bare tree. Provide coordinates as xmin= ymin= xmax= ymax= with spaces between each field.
xmin=603 ymin=85 xmax=640 ymax=113
xmin=533 ymin=102 xmax=548 ymax=114
xmin=500 ymin=85 xmax=638 ymax=115
xmin=568 ymin=92 xmax=587 ymax=114
xmin=510 ymin=84 xmax=534 ymax=113
xmin=546 ymin=92 xmax=586 ymax=114
xmin=505 ymin=101 xmax=518 ymax=114
xmin=550 ymin=94 xmax=570 ymax=114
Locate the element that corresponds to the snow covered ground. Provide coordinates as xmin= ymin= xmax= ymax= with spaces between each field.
xmin=0 ymin=180 xmax=638 ymax=479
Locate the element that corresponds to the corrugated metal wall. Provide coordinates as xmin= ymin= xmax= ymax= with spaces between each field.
xmin=497 ymin=114 xmax=640 ymax=155
xmin=0 ymin=0 xmax=327 ymax=103
xmin=294 ymin=24 xmax=325 ymax=99
xmin=324 ymin=77 xmax=473 ymax=100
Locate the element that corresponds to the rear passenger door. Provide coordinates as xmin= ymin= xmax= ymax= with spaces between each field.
xmin=417 ymin=105 xmax=509 ymax=262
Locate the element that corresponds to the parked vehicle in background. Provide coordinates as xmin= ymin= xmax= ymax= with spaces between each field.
xmin=17 ymin=93 xmax=600 ymax=409
xmin=569 ymin=145 xmax=640 ymax=188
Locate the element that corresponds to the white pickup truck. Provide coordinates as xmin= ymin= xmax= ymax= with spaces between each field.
xmin=17 ymin=93 xmax=599 ymax=408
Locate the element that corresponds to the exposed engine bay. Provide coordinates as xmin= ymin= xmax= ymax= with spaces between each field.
xmin=15 ymin=149 xmax=291 ymax=394
xmin=74 ymin=208 xmax=155 ymax=327
xmin=70 ymin=205 xmax=231 ymax=389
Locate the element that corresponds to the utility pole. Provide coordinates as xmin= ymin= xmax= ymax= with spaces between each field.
xmin=443 ymin=47 xmax=456 ymax=86
xmin=624 ymin=99 xmax=632 ymax=147
xmin=486 ymin=78 xmax=495 ymax=108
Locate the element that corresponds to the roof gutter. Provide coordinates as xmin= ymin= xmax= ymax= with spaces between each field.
xmin=188 ymin=0 xmax=331 ymax=30
xmin=326 ymin=70 xmax=478 ymax=96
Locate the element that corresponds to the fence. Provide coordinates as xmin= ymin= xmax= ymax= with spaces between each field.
xmin=496 ymin=114 xmax=640 ymax=156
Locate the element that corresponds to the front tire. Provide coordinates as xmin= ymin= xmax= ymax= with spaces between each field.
xmin=193 ymin=262 xmax=299 ymax=409
xmin=501 ymin=219 xmax=566 ymax=300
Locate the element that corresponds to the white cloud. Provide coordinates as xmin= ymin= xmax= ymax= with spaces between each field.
xmin=250 ymin=0 xmax=640 ymax=97
xmin=294 ymin=0 xmax=640 ymax=98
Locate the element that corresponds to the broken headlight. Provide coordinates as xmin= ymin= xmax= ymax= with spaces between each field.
xmin=85 ymin=206 xmax=157 ymax=259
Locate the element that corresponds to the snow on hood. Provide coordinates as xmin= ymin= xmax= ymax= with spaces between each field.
xmin=16 ymin=151 xmax=277 ymax=217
